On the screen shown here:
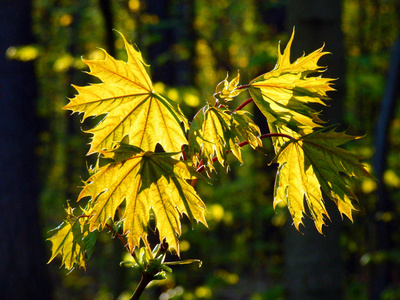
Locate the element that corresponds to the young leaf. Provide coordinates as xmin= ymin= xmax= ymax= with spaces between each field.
xmin=79 ymin=144 xmax=207 ymax=254
xmin=249 ymin=28 xmax=334 ymax=136
xmin=47 ymin=205 xmax=92 ymax=270
xmin=273 ymin=129 xmax=372 ymax=232
xmin=231 ymin=110 xmax=262 ymax=150
xmin=64 ymin=31 xmax=188 ymax=155
xmin=188 ymin=106 xmax=261 ymax=170
xmin=214 ymin=72 xmax=244 ymax=102
xmin=192 ymin=106 xmax=240 ymax=168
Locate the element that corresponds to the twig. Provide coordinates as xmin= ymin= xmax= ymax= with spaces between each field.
xmin=130 ymin=274 xmax=153 ymax=300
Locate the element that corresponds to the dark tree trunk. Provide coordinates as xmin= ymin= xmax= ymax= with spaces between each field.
xmin=99 ymin=0 xmax=116 ymax=57
xmin=144 ymin=0 xmax=194 ymax=85
xmin=284 ymin=1 xmax=346 ymax=299
xmin=372 ymin=33 xmax=400 ymax=299
xmin=0 ymin=0 xmax=53 ymax=299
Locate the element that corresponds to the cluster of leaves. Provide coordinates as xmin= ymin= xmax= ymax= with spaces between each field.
xmin=48 ymin=30 xmax=371 ymax=272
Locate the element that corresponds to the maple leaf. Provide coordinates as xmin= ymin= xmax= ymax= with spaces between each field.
xmin=249 ymin=28 xmax=335 ymax=139
xmin=64 ymin=31 xmax=188 ymax=155
xmin=214 ymin=72 xmax=244 ymax=102
xmin=79 ymin=144 xmax=207 ymax=254
xmin=188 ymin=106 xmax=261 ymax=170
xmin=273 ymin=128 xmax=372 ymax=232
xmin=47 ymin=204 xmax=95 ymax=270
xmin=231 ymin=110 xmax=263 ymax=150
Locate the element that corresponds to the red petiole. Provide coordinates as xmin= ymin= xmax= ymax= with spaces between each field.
xmin=234 ymin=98 xmax=253 ymax=112
xmin=195 ymin=133 xmax=294 ymax=174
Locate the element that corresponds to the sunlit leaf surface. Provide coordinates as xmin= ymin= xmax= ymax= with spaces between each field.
xmin=64 ymin=31 xmax=188 ymax=155
xmin=79 ymin=144 xmax=207 ymax=253
xmin=273 ymin=129 xmax=371 ymax=232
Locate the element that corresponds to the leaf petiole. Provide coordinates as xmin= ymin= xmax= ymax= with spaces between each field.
xmin=195 ymin=133 xmax=294 ymax=173
xmin=181 ymin=145 xmax=187 ymax=161
xmin=236 ymin=84 xmax=250 ymax=90
xmin=234 ymin=98 xmax=253 ymax=112
xmin=104 ymin=223 xmax=131 ymax=253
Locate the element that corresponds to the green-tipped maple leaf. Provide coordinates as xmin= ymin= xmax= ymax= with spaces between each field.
xmin=64 ymin=31 xmax=188 ymax=155
xmin=249 ymin=29 xmax=335 ymax=140
xmin=188 ymin=106 xmax=261 ymax=170
xmin=79 ymin=144 xmax=207 ymax=253
xmin=47 ymin=204 xmax=96 ymax=270
xmin=273 ymin=129 xmax=372 ymax=232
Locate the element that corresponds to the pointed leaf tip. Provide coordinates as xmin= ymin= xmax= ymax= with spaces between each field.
xmin=273 ymin=129 xmax=370 ymax=233
xmin=63 ymin=32 xmax=188 ymax=155
xmin=80 ymin=148 xmax=207 ymax=255
xmin=250 ymin=29 xmax=334 ymax=140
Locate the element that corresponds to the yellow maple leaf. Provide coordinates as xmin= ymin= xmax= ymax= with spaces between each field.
xmin=64 ymin=31 xmax=188 ymax=155
xmin=273 ymin=129 xmax=372 ymax=232
xmin=249 ymin=28 xmax=335 ymax=146
xmin=188 ymin=106 xmax=261 ymax=170
xmin=79 ymin=144 xmax=207 ymax=254
xmin=214 ymin=72 xmax=244 ymax=102
xmin=47 ymin=204 xmax=93 ymax=270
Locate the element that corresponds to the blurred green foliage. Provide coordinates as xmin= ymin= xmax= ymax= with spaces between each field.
xmin=19 ymin=0 xmax=400 ymax=298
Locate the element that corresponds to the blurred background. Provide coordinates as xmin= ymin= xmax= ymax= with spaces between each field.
xmin=1 ymin=0 xmax=400 ymax=299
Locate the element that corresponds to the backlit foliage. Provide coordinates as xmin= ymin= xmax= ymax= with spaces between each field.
xmin=48 ymin=29 xmax=370 ymax=271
